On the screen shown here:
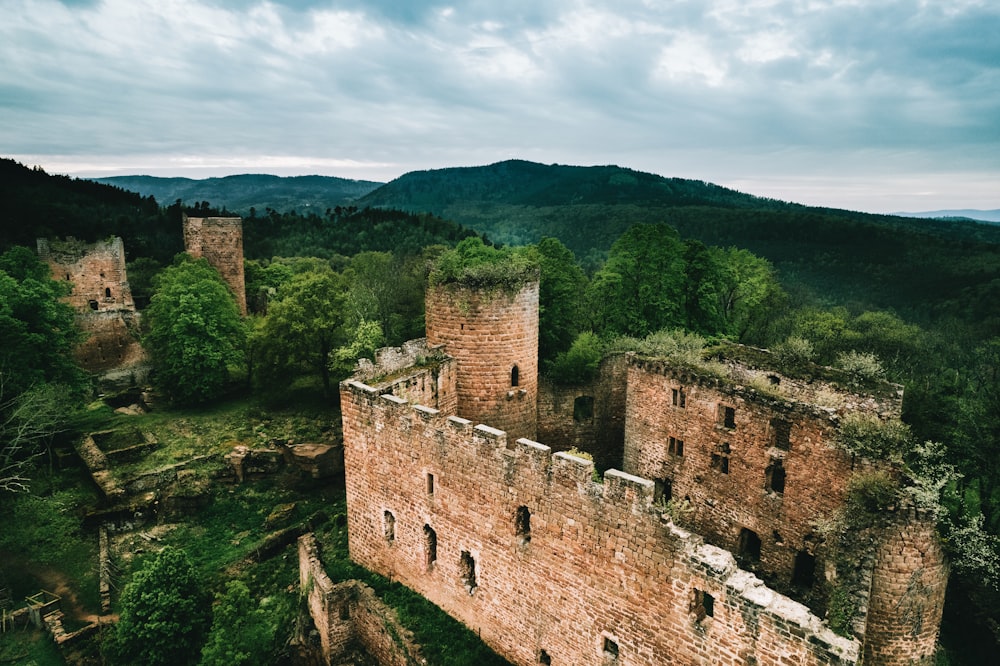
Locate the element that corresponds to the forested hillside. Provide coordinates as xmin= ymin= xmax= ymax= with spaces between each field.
xmin=360 ymin=160 xmax=1000 ymax=335
xmin=93 ymin=173 xmax=382 ymax=217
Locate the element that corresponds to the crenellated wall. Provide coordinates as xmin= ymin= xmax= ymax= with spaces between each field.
xmin=425 ymin=282 xmax=538 ymax=442
xmin=182 ymin=215 xmax=247 ymax=315
xmin=341 ymin=378 xmax=861 ymax=666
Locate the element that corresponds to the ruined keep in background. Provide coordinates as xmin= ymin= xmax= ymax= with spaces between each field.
xmin=338 ymin=278 xmax=948 ymax=666
xmin=37 ymin=237 xmax=145 ymax=373
xmin=181 ymin=214 xmax=247 ymax=315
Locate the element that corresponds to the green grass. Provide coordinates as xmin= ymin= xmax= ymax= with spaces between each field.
xmin=0 ymin=628 xmax=65 ymax=666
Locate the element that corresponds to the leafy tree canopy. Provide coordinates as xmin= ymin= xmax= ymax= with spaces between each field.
xmin=106 ymin=546 xmax=210 ymax=666
xmin=144 ymin=255 xmax=245 ymax=404
xmin=199 ymin=580 xmax=276 ymax=666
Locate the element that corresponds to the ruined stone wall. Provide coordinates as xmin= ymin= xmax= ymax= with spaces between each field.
xmin=182 ymin=215 xmax=247 ymax=315
xmin=299 ymin=535 xmax=423 ymax=666
xmin=74 ymin=310 xmax=145 ymax=372
xmin=37 ymin=237 xmax=134 ymax=312
xmin=353 ymin=339 xmax=458 ymax=416
xmin=863 ymin=509 xmax=948 ymax=665
xmin=37 ymin=237 xmax=144 ymax=373
xmin=425 ymin=282 xmax=538 ymax=443
xmin=342 ymin=379 xmax=860 ymax=666
xmin=622 ymin=357 xmax=892 ymax=600
xmin=536 ymin=352 xmax=629 ymax=471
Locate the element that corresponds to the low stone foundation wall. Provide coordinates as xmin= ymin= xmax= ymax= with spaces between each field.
xmin=298 ymin=534 xmax=423 ymax=666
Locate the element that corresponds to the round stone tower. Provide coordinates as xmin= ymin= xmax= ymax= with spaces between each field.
xmin=425 ymin=281 xmax=539 ymax=443
xmin=863 ymin=507 xmax=948 ymax=665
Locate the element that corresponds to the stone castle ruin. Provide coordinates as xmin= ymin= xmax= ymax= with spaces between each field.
xmin=36 ymin=236 xmax=145 ymax=373
xmin=339 ymin=279 xmax=947 ymax=665
xmin=181 ymin=214 xmax=247 ymax=315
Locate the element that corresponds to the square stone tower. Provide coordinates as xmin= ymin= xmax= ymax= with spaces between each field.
xmin=182 ymin=215 xmax=247 ymax=315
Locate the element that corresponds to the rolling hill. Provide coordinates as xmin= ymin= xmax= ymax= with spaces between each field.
xmin=92 ymin=173 xmax=383 ymax=216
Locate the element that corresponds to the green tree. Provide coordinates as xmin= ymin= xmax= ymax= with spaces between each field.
xmin=143 ymin=256 xmax=245 ymax=404
xmin=587 ymin=224 xmax=687 ymax=338
xmin=199 ymin=580 xmax=276 ymax=666
xmin=0 ymin=246 xmax=86 ymax=493
xmin=343 ymin=251 xmax=424 ymax=345
xmin=252 ymin=268 xmax=348 ymax=396
xmin=712 ymin=246 xmax=785 ymax=342
xmin=531 ymin=237 xmax=588 ymax=362
xmin=0 ymin=246 xmax=85 ymax=398
xmin=107 ymin=547 xmax=209 ymax=666
xmin=547 ymin=331 xmax=604 ymax=384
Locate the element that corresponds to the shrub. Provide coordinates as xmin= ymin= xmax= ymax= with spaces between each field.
xmin=834 ymin=350 xmax=885 ymax=387
xmin=547 ymin=332 xmax=603 ymax=384
xmin=836 ymin=412 xmax=912 ymax=460
xmin=844 ymin=471 xmax=899 ymax=528
xmin=773 ymin=336 xmax=815 ymax=373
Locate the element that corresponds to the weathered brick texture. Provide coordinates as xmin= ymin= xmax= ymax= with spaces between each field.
xmin=339 ymin=284 xmax=946 ymax=666
xmin=182 ymin=215 xmax=247 ymax=315
xmin=425 ymin=282 xmax=538 ymax=443
xmin=342 ymin=379 xmax=860 ymax=666
xmin=622 ymin=357 xmax=894 ymax=601
xmin=299 ymin=534 xmax=423 ymax=666
xmin=37 ymin=236 xmax=145 ymax=372
xmin=864 ymin=509 xmax=949 ymax=665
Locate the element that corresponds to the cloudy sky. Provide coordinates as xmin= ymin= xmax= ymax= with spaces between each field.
xmin=2 ymin=0 xmax=998 ymax=213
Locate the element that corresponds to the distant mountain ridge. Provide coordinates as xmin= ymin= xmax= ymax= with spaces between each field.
xmin=92 ymin=173 xmax=383 ymax=215
xmin=893 ymin=209 xmax=1000 ymax=223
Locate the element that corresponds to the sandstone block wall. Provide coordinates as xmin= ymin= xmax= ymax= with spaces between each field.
xmin=299 ymin=534 xmax=423 ymax=666
xmin=622 ymin=357 xmax=890 ymax=602
xmin=37 ymin=237 xmax=134 ymax=312
xmin=37 ymin=237 xmax=145 ymax=372
xmin=864 ymin=509 xmax=948 ymax=665
xmin=536 ymin=352 xmax=629 ymax=471
xmin=425 ymin=282 xmax=538 ymax=442
xmin=182 ymin=215 xmax=247 ymax=315
xmin=341 ymin=379 xmax=860 ymax=666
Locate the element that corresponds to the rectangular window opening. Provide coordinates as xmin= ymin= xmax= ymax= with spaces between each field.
xmin=691 ymin=589 xmax=715 ymax=621
xmin=772 ymin=418 xmax=792 ymax=451
xmin=711 ymin=443 xmax=731 ymax=474
xmin=515 ymin=506 xmax=531 ymax=544
xmin=426 ymin=472 xmax=435 ymax=495
xmin=573 ymin=395 xmax=595 ymax=422
xmin=738 ymin=527 xmax=761 ymax=564
xmin=672 ymin=387 xmax=686 ymax=408
xmin=668 ymin=436 xmax=684 ymax=457
xmin=460 ymin=550 xmax=478 ymax=594
xmin=720 ymin=405 xmax=736 ymax=429
xmin=383 ymin=510 xmax=396 ymax=544
xmin=792 ymin=551 xmax=816 ymax=588
xmin=765 ymin=459 xmax=786 ymax=494
xmin=602 ymin=637 xmax=619 ymax=661
xmin=653 ymin=478 xmax=672 ymax=505
xmin=423 ymin=525 xmax=437 ymax=570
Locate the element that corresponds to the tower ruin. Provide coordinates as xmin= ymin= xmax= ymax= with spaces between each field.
xmin=181 ymin=215 xmax=247 ymax=315
xmin=36 ymin=236 xmax=144 ymax=373
xmin=425 ymin=281 xmax=539 ymax=443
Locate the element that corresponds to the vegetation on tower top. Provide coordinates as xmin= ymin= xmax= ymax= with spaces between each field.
xmin=428 ymin=237 xmax=538 ymax=291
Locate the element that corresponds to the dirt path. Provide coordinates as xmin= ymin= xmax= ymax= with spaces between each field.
xmin=3 ymin=553 xmax=115 ymax=624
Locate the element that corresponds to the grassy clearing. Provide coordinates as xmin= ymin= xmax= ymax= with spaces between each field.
xmin=4 ymin=389 xmax=509 ymax=665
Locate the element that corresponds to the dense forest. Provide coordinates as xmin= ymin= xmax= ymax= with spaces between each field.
xmin=2 ymin=157 xmax=999 ymax=664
